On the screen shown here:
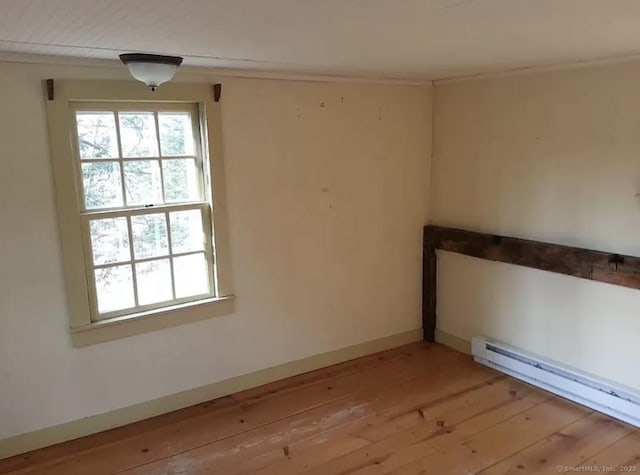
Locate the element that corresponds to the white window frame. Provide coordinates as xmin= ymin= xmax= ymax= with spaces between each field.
xmin=47 ymin=80 xmax=234 ymax=347
xmin=74 ymin=102 xmax=215 ymax=320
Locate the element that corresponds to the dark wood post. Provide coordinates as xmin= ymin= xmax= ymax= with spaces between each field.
xmin=422 ymin=224 xmax=640 ymax=344
xmin=422 ymin=227 xmax=437 ymax=342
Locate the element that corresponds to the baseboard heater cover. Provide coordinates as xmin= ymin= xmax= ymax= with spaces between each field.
xmin=471 ymin=336 xmax=640 ymax=428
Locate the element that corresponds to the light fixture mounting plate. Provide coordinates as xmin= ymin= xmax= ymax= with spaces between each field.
xmin=119 ymin=53 xmax=183 ymax=67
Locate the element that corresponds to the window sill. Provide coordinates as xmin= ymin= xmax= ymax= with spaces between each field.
xmin=70 ymin=296 xmax=235 ymax=347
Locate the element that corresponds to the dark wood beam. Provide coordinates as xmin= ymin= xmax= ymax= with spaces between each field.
xmin=422 ymin=229 xmax=437 ymax=342
xmin=422 ymin=224 xmax=640 ymax=341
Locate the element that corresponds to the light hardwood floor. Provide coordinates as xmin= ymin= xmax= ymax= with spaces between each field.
xmin=1 ymin=342 xmax=638 ymax=474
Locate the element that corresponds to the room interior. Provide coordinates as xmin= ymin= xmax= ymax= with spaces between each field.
xmin=2 ymin=0 xmax=640 ymax=473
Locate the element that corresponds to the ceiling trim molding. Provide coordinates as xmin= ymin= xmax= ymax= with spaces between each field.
xmin=435 ymin=52 xmax=640 ymax=85
xmin=0 ymin=51 xmax=433 ymax=86
xmin=6 ymin=49 xmax=640 ymax=87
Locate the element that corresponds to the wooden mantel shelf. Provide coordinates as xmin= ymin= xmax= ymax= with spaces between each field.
xmin=422 ymin=225 xmax=640 ymax=342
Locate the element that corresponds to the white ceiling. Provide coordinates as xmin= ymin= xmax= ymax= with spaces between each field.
xmin=2 ymin=0 xmax=640 ymax=80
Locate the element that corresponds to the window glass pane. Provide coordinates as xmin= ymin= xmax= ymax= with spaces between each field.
xmin=162 ymin=159 xmax=200 ymax=202
xmin=170 ymin=210 xmax=205 ymax=254
xmin=95 ymin=264 xmax=134 ymax=314
xmin=123 ymin=160 xmax=163 ymax=206
xmin=119 ymin=112 xmax=159 ymax=158
xmin=75 ymin=112 xmax=119 ymax=159
xmin=159 ymin=112 xmax=195 ymax=157
xmin=173 ymin=253 xmax=209 ymax=298
xmin=136 ymin=259 xmax=173 ymax=305
xmin=131 ymin=213 xmax=169 ymax=259
xmin=81 ymin=161 xmax=123 ymax=209
xmin=89 ymin=217 xmax=130 ymax=265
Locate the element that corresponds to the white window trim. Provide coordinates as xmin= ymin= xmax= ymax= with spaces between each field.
xmin=46 ymin=80 xmax=234 ymax=347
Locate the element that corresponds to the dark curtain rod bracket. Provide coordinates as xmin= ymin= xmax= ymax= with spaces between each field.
xmin=46 ymin=79 xmax=54 ymax=101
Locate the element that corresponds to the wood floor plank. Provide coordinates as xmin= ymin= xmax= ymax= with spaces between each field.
xmin=300 ymin=379 xmax=552 ymax=475
xmin=1 ymin=343 xmax=450 ymax=475
xmin=236 ymin=367 xmax=504 ymax=474
xmin=357 ymin=371 xmax=506 ymax=442
xmin=120 ymin=396 xmax=374 ymax=475
xmin=1 ymin=343 xmax=636 ymax=475
xmin=122 ymin=356 xmax=499 ymax=474
xmin=388 ymin=398 xmax=591 ymax=475
xmin=2 ymin=347 xmax=439 ymax=475
xmin=580 ymin=431 xmax=640 ymax=470
xmin=250 ymin=377 xmax=534 ymax=475
xmin=249 ymin=421 xmax=375 ymax=474
xmin=232 ymin=341 xmax=433 ymax=406
xmin=478 ymin=412 xmax=634 ymax=474
xmin=0 ymin=396 xmax=241 ymax=474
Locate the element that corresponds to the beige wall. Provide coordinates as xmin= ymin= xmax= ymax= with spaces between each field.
xmin=0 ymin=60 xmax=432 ymax=440
xmin=432 ymin=61 xmax=640 ymax=390
xmin=12 ymin=52 xmax=639 ymax=444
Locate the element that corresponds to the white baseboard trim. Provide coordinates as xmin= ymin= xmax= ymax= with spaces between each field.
xmin=0 ymin=328 xmax=422 ymax=459
xmin=435 ymin=329 xmax=471 ymax=355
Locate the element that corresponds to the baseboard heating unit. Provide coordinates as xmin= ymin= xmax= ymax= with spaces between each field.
xmin=471 ymin=336 xmax=640 ymax=428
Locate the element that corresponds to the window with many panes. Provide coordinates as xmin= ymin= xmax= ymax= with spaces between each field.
xmin=47 ymin=81 xmax=232 ymax=346
xmin=72 ymin=103 xmax=215 ymax=320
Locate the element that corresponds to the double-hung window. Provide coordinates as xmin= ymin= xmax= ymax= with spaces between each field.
xmin=76 ymin=103 xmax=213 ymax=317
xmin=47 ymin=81 xmax=233 ymax=346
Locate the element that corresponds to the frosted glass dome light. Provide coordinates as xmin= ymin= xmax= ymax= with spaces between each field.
xmin=119 ymin=53 xmax=184 ymax=91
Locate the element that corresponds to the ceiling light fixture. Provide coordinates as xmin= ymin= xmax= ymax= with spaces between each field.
xmin=119 ymin=53 xmax=183 ymax=91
